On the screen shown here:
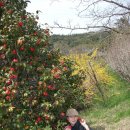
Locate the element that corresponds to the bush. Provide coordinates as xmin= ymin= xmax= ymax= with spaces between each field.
xmin=0 ymin=0 xmax=86 ymax=129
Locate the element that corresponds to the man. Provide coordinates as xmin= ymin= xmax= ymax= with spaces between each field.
xmin=64 ymin=108 xmax=91 ymax=130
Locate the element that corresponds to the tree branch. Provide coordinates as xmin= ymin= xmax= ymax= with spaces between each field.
xmin=103 ymin=0 xmax=130 ymax=11
xmin=52 ymin=22 xmax=122 ymax=33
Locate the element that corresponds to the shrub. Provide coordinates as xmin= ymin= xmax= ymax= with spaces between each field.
xmin=0 ymin=0 xmax=86 ymax=129
xmin=65 ymin=49 xmax=115 ymax=104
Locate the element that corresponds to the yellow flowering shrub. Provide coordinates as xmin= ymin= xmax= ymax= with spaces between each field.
xmin=62 ymin=49 xmax=115 ymax=103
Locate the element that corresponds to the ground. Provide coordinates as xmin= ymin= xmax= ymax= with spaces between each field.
xmin=91 ymin=117 xmax=130 ymax=130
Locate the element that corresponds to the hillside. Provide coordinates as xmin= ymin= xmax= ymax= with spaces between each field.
xmin=50 ymin=31 xmax=111 ymax=54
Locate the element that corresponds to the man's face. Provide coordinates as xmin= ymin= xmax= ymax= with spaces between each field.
xmin=67 ymin=116 xmax=78 ymax=126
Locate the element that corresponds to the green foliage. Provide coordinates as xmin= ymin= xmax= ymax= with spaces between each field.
xmin=50 ymin=31 xmax=111 ymax=53
xmin=80 ymin=71 xmax=130 ymax=128
xmin=104 ymin=71 xmax=130 ymax=107
xmin=0 ymin=0 xmax=86 ymax=129
xmin=65 ymin=50 xmax=115 ymax=105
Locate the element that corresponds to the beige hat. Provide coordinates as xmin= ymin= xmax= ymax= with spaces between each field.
xmin=66 ymin=108 xmax=79 ymax=117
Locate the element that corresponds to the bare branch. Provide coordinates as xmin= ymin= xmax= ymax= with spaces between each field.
xmin=103 ymin=0 xmax=130 ymax=11
xmin=51 ymin=0 xmax=130 ymax=34
xmin=52 ymin=22 xmax=122 ymax=33
xmin=78 ymin=0 xmax=101 ymax=16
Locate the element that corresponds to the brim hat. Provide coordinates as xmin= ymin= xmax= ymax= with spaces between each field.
xmin=66 ymin=108 xmax=79 ymax=117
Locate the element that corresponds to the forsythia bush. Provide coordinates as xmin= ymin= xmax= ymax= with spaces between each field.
xmin=0 ymin=0 xmax=86 ymax=129
xmin=65 ymin=49 xmax=115 ymax=103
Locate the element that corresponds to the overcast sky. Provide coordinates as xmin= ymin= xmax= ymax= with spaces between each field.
xmin=26 ymin=0 xmax=130 ymax=35
xmin=26 ymin=0 xmax=89 ymax=35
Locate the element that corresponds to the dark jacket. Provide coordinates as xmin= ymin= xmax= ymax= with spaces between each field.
xmin=71 ymin=120 xmax=86 ymax=130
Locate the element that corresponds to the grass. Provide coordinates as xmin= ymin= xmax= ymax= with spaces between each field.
xmin=80 ymin=71 xmax=130 ymax=130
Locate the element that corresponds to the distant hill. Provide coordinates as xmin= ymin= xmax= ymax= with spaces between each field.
xmin=49 ymin=31 xmax=111 ymax=54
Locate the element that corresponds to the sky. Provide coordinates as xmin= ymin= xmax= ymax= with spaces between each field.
xmin=26 ymin=0 xmax=90 ymax=35
xmin=26 ymin=0 xmax=130 ymax=35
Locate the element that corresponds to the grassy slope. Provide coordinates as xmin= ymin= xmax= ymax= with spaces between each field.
xmin=80 ymin=72 xmax=130 ymax=130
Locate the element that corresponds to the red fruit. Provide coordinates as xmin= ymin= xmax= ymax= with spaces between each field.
xmin=5 ymin=89 xmax=11 ymax=95
xmin=47 ymin=85 xmax=55 ymax=90
xmin=37 ymin=117 xmax=42 ymax=121
xmin=35 ymin=116 xmax=42 ymax=124
xmin=6 ymin=96 xmax=11 ymax=100
xmin=43 ymin=92 xmax=48 ymax=97
xmin=10 ymin=67 xmax=15 ymax=71
xmin=12 ymin=58 xmax=18 ymax=63
xmin=30 ymin=47 xmax=35 ymax=52
xmin=20 ymin=47 xmax=24 ymax=51
xmin=12 ymin=50 xmax=17 ymax=55
xmin=18 ymin=22 xmax=23 ymax=27
xmin=0 ymin=2 xmax=4 ymax=7
xmin=6 ymin=80 xmax=12 ymax=85
xmin=10 ymin=74 xmax=17 ymax=79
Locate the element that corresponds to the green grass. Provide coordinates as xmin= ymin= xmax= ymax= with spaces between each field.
xmin=80 ymin=71 xmax=130 ymax=129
